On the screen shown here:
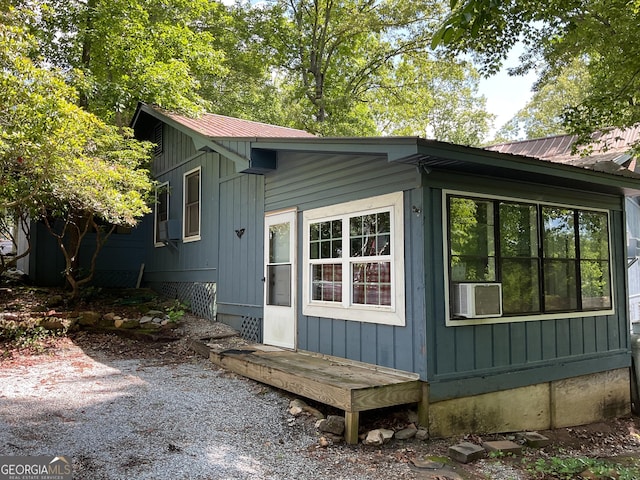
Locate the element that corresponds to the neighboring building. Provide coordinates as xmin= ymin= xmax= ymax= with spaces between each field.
xmin=24 ymin=106 xmax=640 ymax=437
xmin=487 ymin=127 xmax=640 ymax=327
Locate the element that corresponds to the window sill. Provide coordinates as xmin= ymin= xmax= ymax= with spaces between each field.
xmin=303 ymin=302 xmax=405 ymax=326
xmin=446 ymin=308 xmax=615 ymax=326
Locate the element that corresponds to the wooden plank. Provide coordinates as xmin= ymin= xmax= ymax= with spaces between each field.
xmin=351 ymin=381 xmax=422 ymax=411
xmin=210 ymin=350 xmax=354 ymax=410
xmin=344 ymin=411 xmax=359 ymax=445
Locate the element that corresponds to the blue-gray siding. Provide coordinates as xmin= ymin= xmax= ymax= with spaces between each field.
xmin=265 ymin=151 xmax=427 ymax=379
xmin=423 ymin=172 xmax=630 ymax=400
xmin=144 ymin=124 xmax=219 ymax=284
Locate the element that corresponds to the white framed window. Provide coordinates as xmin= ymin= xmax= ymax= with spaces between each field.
xmin=444 ymin=190 xmax=614 ymax=326
xmin=154 ymin=182 xmax=169 ymax=247
xmin=302 ymin=191 xmax=405 ymax=326
xmin=183 ymin=167 xmax=201 ymax=242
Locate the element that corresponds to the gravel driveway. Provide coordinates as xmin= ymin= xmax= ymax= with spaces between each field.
xmin=0 ymin=332 xmax=427 ymax=480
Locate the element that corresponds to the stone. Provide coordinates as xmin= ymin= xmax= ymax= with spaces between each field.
xmin=482 ymin=440 xmax=522 ymax=456
xmin=78 ymin=311 xmax=101 ymax=326
xmin=139 ymin=316 xmax=153 ymax=324
xmin=415 ymin=428 xmax=429 ymax=441
xmin=0 ymin=312 xmax=20 ymax=322
xmin=161 ymin=319 xmax=171 ymax=326
xmin=395 ymin=425 xmax=418 ymax=440
xmin=448 ymin=442 xmax=485 ymax=464
xmin=114 ymin=318 xmax=140 ymax=329
xmin=46 ymin=295 xmax=64 ymax=307
xmin=363 ymin=429 xmax=394 ymax=446
xmin=146 ymin=310 xmax=165 ymax=317
xmin=520 ymin=432 xmax=551 ymax=448
xmin=39 ymin=317 xmax=66 ymax=330
xmin=289 ymin=406 xmax=304 ymax=416
xmin=290 ymin=399 xmax=324 ymax=419
xmin=317 ymin=415 xmax=345 ymax=436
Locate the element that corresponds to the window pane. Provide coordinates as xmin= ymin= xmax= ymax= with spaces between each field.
xmin=350 ymin=211 xmax=392 ymax=257
xmin=501 ymin=258 xmax=540 ymax=314
xmin=449 ymin=197 xmax=496 ymax=283
xmin=157 ymin=189 xmax=168 ymax=222
xmin=269 ymin=223 xmax=290 ymax=263
xmin=581 ymin=260 xmax=611 ymax=309
xmin=186 ymin=173 xmax=199 ymax=203
xmin=310 ymin=220 xmax=341 ymax=261
xmin=449 ymin=197 xmax=495 ymax=257
xmin=579 ymin=211 xmax=609 ymax=260
xmin=500 ymin=203 xmax=538 ymax=257
xmin=450 ymin=256 xmax=496 ymax=282
xmin=544 ymin=259 xmax=578 ymax=311
xmin=543 ymin=208 xmax=575 ymax=258
xmin=311 ymin=264 xmax=342 ymax=302
xmin=352 ymin=262 xmax=391 ymax=306
xmin=186 ymin=205 xmax=199 ymax=236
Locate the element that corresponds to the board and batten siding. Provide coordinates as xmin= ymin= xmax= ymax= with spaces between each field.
xmin=423 ymin=172 xmax=630 ymax=401
xmin=144 ymin=124 xmax=219 ymax=284
xmin=265 ymin=151 xmax=427 ymax=379
xmin=216 ymin=156 xmax=266 ymax=320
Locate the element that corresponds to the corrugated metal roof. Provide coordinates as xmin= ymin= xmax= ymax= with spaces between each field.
xmin=149 ymin=105 xmax=315 ymax=139
xmin=486 ymin=126 xmax=640 ymax=165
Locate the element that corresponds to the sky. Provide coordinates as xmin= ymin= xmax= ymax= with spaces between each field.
xmin=476 ymin=46 xmax=538 ymax=139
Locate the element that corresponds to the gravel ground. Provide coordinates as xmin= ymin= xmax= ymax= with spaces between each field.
xmin=1 ymin=316 xmax=639 ymax=480
xmin=0 ymin=326 xmax=432 ymax=480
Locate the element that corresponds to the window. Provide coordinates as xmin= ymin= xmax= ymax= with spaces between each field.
xmin=303 ymin=192 xmax=405 ymax=326
xmin=446 ymin=193 xmax=613 ymax=323
xmin=154 ymin=182 xmax=169 ymax=246
xmin=183 ymin=168 xmax=201 ymax=241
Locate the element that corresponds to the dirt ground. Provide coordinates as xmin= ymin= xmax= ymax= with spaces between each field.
xmin=2 ymin=286 xmax=640 ymax=479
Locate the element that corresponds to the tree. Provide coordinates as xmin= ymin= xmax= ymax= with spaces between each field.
xmin=25 ymin=0 xmax=228 ymax=124
xmin=0 ymin=12 xmax=153 ymax=296
xmin=267 ymin=0 xmax=445 ymax=135
xmin=432 ymin=0 xmax=640 ymax=146
xmin=374 ymin=54 xmax=493 ymax=145
xmin=493 ymin=58 xmax=590 ymax=142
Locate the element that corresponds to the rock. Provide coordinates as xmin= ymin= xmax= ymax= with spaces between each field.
xmin=146 ymin=310 xmax=165 ymax=317
xmin=318 ymin=436 xmax=330 ymax=448
xmin=449 ymin=442 xmax=486 ymax=464
xmin=415 ymin=428 xmax=429 ymax=441
xmin=161 ymin=319 xmax=171 ymax=326
xmin=139 ymin=316 xmax=153 ymax=324
xmin=289 ymin=406 xmax=304 ymax=416
xmin=290 ymin=399 xmax=324 ymax=419
xmin=520 ymin=431 xmax=551 ymax=448
xmin=482 ymin=440 xmax=522 ymax=456
xmin=317 ymin=415 xmax=345 ymax=436
xmin=39 ymin=317 xmax=66 ymax=330
xmin=114 ymin=318 xmax=140 ymax=329
xmin=395 ymin=425 xmax=418 ymax=440
xmin=46 ymin=295 xmax=64 ymax=307
xmin=363 ymin=429 xmax=394 ymax=446
xmin=79 ymin=311 xmax=101 ymax=326
xmin=0 ymin=312 xmax=20 ymax=322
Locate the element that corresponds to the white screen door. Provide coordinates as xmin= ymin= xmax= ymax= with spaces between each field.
xmin=263 ymin=210 xmax=296 ymax=349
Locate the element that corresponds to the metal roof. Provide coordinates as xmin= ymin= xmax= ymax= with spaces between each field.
xmin=147 ymin=105 xmax=315 ymax=139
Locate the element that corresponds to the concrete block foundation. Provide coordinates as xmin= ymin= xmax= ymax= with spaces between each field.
xmin=427 ymin=368 xmax=630 ymax=438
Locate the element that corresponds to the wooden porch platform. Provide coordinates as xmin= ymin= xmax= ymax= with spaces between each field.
xmin=194 ymin=342 xmax=427 ymax=444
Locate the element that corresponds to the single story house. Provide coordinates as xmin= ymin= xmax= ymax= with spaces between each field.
xmin=23 ymin=104 xmax=640 ymax=437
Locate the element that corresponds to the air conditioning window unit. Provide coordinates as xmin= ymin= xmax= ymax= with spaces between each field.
xmin=454 ymin=283 xmax=502 ymax=318
xmin=157 ymin=219 xmax=181 ymax=242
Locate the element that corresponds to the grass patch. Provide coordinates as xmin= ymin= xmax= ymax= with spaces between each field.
xmin=527 ymin=456 xmax=640 ymax=479
xmin=0 ymin=319 xmax=66 ymax=356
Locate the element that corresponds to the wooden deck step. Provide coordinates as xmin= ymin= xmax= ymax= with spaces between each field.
xmin=203 ymin=343 xmax=426 ymax=444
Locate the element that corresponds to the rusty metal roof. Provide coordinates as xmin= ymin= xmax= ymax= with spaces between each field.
xmin=149 ymin=105 xmax=315 ymax=139
xmin=487 ymin=126 xmax=640 ymax=164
